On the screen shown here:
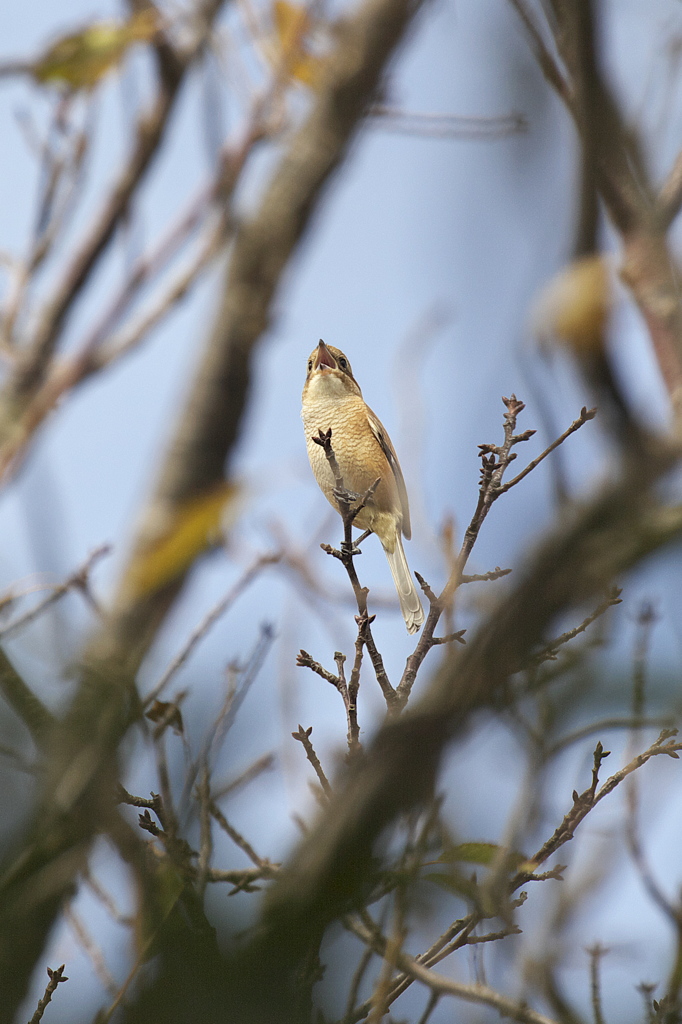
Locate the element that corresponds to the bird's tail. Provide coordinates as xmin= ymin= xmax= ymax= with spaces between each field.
xmin=384 ymin=533 xmax=424 ymax=635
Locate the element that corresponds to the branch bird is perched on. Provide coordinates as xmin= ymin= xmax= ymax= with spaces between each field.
xmin=302 ymin=340 xmax=424 ymax=634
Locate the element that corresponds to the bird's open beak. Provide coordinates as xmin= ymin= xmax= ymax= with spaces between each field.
xmin=314 ymin=340 xmax=336 ymax=371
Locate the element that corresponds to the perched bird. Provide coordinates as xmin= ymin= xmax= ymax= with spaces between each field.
xmin=301 ymin=340 xmax=424 ymax=634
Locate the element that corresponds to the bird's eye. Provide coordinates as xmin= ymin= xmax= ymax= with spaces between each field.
xmin=339 ymin=357 xmax=348 ymax=369
xmin=308 ymin=359 xmax=313 ymax=371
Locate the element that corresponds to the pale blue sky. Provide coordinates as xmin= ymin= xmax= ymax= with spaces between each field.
xmin=2 ymin=1 xmax=682 ymax=1021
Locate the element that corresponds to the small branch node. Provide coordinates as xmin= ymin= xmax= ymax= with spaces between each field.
xmin=432 ymin=630 xmax=467 ymax=646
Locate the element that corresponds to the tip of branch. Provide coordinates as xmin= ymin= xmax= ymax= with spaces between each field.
xmin=312 ymin=428 xmax=332 ymax=447
xmin=502 ymin=394 xmax=525 ymax=416
xmin=513 ymin=429 xmax=536 ymax=443
xmin=414 ymin=571 xmax=437 ymax=602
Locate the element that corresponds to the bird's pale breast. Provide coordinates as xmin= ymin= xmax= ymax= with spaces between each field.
xmin=302 ymin=379 xmax=401 ymax=543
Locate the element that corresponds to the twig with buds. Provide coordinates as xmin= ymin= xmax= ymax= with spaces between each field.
xmin=312 ymin=427 xmax=399 ymax=715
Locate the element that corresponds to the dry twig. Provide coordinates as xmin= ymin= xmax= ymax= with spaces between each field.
xmin=292 ymin=725 xmax=333 ymax=799
xmin=0 ymin=543 xmax=110 ymax=640
xmin=345 ymin=914 xmax=557 ymax=1024
xmin=28 ymin=964 xmax=68 ymax=1024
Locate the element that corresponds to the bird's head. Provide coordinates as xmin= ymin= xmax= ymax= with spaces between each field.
xmin=303 ymin=340 xmax=361 ymax=400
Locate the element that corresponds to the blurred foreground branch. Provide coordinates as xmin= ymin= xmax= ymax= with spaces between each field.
xmin=229 ymin=441 xmax=682 ymax=1022
xmin=0 ymin=0 xmax=429 ymax=1015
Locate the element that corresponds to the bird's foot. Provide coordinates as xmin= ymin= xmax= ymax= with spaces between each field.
xmin=333 ymin=486 xmax=362 ymax=506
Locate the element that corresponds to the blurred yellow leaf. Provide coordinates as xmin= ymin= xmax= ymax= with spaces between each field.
xmin=126 ymin=482 xmax=238 ymax=598
xmin=33 ymin=10 xmax=159 ymax=90
xmin=270 ymin=0 xmax=324 ymax=88
xmin=532 ymin=254 xmax=612 ymax=356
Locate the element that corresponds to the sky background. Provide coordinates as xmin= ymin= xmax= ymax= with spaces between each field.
xmin=2 ymin=0 xmax=682 ymax=1021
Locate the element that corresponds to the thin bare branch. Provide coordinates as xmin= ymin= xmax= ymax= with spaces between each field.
xmin=28 ymin=964 xmax=68 ymax=1024
xmin=547 ymin=716 xmax=674 ymax=758
xmin=297 ymin=646 xmax=362 ymax=754
xmin=204 ymin=865 xmax=279 ymax=888
xmin=296 ymin=649 xmax=340 ymax=688
xmin=460 ymin=567 xmax=511 ymax=584
xmin=369 ymin=107 xmax=527 ymax=139
xmin=212 ymin=753 xmax=276 ymax=802
xmin=507 ymin=0 xmax=572 ymax=104
xmin=397 ymin=395 xmax=541 ymax=710
xmin=343 ymin=943 xmax=376 ymax=1024
xmin=7 ymin=4 xmax=228 ymax=399
xmin=346 ymin=915 xmax=557 ymax=1024
xmin=292 ymin=724 xmax=333 ymax=798
xmin=196 ymin=763 xmax=213 ymax=900
xmin=209 ymin=798 xmax=278 ymax=876
xmin=64 ymin=902 xmax=118 ymax=997
xmin=497 ymin=407 xmax=596 ymax=495
xmin=82 ymin=865 xmax=134 ymax=926
xmin=530 ymin=585 xmax=621 ymax=665
xmin=416 ymin=992 xmax=440 ymax=1024
xmin=586 ymin=943 xmax=608 ymax=1024
xmin=145 ymin=552 xmax=279 ymax=707
xmin=517 ymin=731 xmax=682 ymax=885
xmin=93 ymin=218 xmax=228 ymax=368
xmin=0 ymin=544 xmax=110 ymax=641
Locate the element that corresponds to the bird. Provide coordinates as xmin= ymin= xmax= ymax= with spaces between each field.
xmin=301 ymin=339 xmax=424 ymax=634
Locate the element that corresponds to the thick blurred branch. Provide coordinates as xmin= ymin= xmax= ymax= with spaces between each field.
xmin=13 ymin=2 xmax=225 ymax=390
xmin=0 ymin=0 xmax=428 ymax=1015
xmin=510 ymin=0 xmax=682 ymax=420
xmin=0 ymin=647 xmax=53 ymax=746
xmin=227 ymin=444 xmax=682 ymax=1022
xmin=105 ymin=0 xmax=427 ymax=660
xmin=0 ymin=0 xmax=227 ymax=478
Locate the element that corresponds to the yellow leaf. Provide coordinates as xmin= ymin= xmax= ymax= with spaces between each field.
xmin=532 ymin=255 xmax=612 ymax=356
xmin=125 ymin=482 xmax=238 ymax=599
xmin=33 ymin=10 xmax=159 ymax=90
xmin=269 ymin=0 xmax=324 ymax=88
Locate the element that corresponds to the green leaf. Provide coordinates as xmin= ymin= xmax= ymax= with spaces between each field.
xmin=423 ymin=871 xmax=481 ymax=905
xmin=436 ymin=841 xmax=501 ymax=866
xmin=432 ymin=841 xmax=528 ymax=870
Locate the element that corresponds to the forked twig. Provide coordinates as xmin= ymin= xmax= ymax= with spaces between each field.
xmin=395 ymin=397 xmax=595 ymax=710
xmin=0 ymin=543 xmax=110 ymax=639
xmin=297 ymin=648 xmax=362 ymax=753
xmin=313 ymin=427 xmax=398 ymax=714
xmin=496 ymin=407 xmax=596 ymax=495
xmin=292 ymin=724 xmax=333 ymax=798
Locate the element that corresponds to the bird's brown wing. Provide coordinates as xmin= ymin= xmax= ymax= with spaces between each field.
xmin=366 ymin=405 xmax=412 ymax=539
